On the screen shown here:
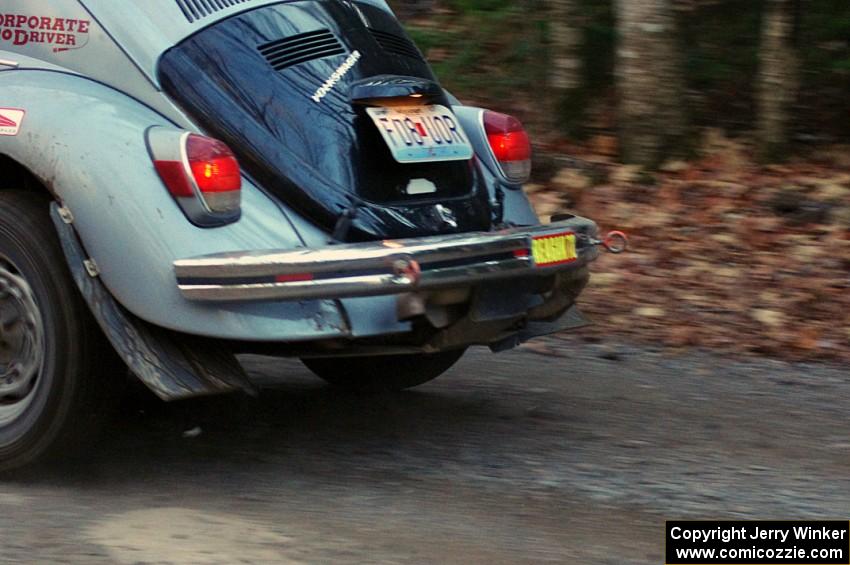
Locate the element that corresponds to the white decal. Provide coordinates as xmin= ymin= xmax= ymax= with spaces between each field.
xmin=312 ymin=50 xmax=361 ymax=103
xmin=0 ymin=108 xmax=24 ymax=136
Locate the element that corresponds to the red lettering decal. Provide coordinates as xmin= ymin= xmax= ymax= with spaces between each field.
xmin=1 ymin=14 xmax=90 ymax=50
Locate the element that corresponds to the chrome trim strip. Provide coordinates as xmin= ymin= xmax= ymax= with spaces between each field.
xmin=182 ymin=274 xmax=406 ymax=302
xmin=175 ymin=218 xmax=599 ymax=302
xmin=0 ymin=59 xmax=20 ymax=69
xmin=175 ymin=232 xmax=530 ymax=279
xmin=179 ymin=258 xmax=534 ymax=302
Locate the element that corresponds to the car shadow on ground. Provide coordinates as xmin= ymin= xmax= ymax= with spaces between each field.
xmin=10 ymin=356 xmax=545 ymax=487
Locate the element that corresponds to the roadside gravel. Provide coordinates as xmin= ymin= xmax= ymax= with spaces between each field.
xmin=0 ymin=337 xmax=847 ymax=563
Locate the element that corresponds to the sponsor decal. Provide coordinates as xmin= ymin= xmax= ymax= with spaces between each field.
xmin=311 ymin=50 xmax=361 ymax=103
xmin=0 ymin=108 xmax=24 ymax=136
xmin=0 ymin=14 xmax=91 ymax=52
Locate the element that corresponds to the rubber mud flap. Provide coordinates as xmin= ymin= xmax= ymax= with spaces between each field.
xmin=50 ymin=204 xmax=256 ymax=401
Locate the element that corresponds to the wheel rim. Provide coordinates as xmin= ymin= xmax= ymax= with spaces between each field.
xmin=0 ymin=256 xmax=44 ymax=426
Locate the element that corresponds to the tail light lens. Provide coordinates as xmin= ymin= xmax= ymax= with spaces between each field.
xmin=149 ymin=129 xmax=242 ymax=227
xmin=482 ymin=111 xmax=532 ymax=184
xmin=186 ymin=135 xmax=242 ymax=211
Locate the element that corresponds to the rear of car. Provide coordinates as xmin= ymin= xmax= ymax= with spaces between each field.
xmin=0 ymin=0 xmax=608 ymax=471
xmin=147 ymin=0 xmax=600 ymax=350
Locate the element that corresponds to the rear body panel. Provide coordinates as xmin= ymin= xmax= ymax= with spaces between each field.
xmin=0 ymin=0 xmax=188 ymax=125
xmin=0 ymin=0 xmax=593 ymax=359
xmin=158 ymin=1 xmax=492 ymax=240
xmin=0 ymin=70 xmax=348 ymax=341
xmin=76 ymin=0 xmax=396 ymax=82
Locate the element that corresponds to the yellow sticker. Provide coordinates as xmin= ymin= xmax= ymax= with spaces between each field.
xmin=532 ymin=233 xmax=577 ymax=267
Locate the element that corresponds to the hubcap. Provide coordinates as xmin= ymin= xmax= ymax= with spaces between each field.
xmin=0 ymin=257 xmax=44 ymax=426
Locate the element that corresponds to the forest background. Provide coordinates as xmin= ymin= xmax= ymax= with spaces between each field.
xmin=389 ymin=0 xmax=850 ymax=362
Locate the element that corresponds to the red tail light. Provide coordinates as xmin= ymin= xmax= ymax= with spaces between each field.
xmin=149 ymin=130 xmax=242 ymax=227
xmin=482 ymin=111 xmax=532 ymax=183
xmin=186 ymin=135 xmax=241 ymax=194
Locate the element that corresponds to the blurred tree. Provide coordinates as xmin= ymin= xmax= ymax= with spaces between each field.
xmin=757 ymin=0 xmax=800 ymax=160
xmin=548 ymin=0 xmax=585 ymax=133
xmin=549 ymin=0 xmax=583 ymax=92
xmin=614 ymin=0 xmax=688 ymax=167
xmin=389 ymin=0 xmax=438 ymax=19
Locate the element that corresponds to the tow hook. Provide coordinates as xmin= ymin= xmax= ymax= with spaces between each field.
xmin=592 ymin=231 xmax=629 ymax=254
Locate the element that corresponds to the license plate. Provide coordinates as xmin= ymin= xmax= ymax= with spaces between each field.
xmin=366 ymin=104 xmax=474 ymax=164
xmin=532 ymin=232 xmax=578 ymax=267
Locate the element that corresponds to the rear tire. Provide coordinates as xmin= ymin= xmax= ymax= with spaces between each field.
xmin=0 ymin=191 xmax=122 ymax=471
xmin=302 ymin=349 xmax=466 ymax=392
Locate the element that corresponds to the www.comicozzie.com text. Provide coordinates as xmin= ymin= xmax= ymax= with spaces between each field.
xmin=670 ymin=525 xmax=848 ymax=545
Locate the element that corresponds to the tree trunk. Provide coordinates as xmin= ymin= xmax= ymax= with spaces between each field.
xmin=389 ymin=0 xmax=437 ymax=21
xmin=548 ymin=0 xmax=585 ymax=134
xmin=550 ymin=0 xmax=583 ymax=92
xmin=757 ymin=0 xmax=799 ymax=161
xmin=615 ymin=0 xmax=688 ymax=167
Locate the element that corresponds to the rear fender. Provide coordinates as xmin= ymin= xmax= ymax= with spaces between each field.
xmin=51 ymin=203 xmax=256 ymax=400
xmin=0 ymin=70 xmax=349 ymax=341
xmin=451 ymin=105 xmax=539 ymax=227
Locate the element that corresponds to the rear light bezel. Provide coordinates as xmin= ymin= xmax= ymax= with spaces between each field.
xmin=147 ymin=128 xmax=242 ymax=228
xmin=479 ymin=110 xmax=533 ymax=185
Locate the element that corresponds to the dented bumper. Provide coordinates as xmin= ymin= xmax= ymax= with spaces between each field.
xmin=174 ymin=217 xmax=600 ymax=303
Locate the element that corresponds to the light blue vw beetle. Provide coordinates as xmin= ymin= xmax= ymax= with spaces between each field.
xmin=0 ymin=0 xmax=621 ymax=469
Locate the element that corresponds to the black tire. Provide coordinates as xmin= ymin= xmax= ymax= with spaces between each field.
xmin=302 ymin=349 xmax=466 ymax=392
xmin=0 ymin=190 xmax=122 ymax=471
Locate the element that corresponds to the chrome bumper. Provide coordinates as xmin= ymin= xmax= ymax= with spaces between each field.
xmin=174 ymin=217 xmax=599 ymax=302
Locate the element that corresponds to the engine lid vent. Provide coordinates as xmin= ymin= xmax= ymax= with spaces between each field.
xmin=369 ymin=29 xmax=422 ymax=60
xmin=259 ymin=30 xmax=347 ymax=72
xmin=175 ymin=0 xmax=252 ymax=23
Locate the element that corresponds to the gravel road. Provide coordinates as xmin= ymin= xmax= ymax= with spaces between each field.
xmin=1 ymin=337 xmax=848 ymax=564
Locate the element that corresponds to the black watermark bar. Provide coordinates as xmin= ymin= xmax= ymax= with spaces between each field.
xmin=666 ymin=521 xmax=850 ymax=565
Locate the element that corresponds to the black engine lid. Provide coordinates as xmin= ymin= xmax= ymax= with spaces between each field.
xmin=158 ymin=0 xmax=492 ymax=241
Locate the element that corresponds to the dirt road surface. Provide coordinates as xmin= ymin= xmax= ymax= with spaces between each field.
xmin=1 ymin=337 xmax=848 ymax=564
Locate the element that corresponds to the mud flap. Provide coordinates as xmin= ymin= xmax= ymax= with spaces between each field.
xmin=50 ymin=204 xmax=257 ymax=401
